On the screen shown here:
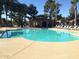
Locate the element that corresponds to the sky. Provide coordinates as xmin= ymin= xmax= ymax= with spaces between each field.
xmin=19 ymin=0 xmax=79 ymax=17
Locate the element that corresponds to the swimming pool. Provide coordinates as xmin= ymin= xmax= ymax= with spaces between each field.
xmin=1 ymin=29 xmax=79 ymax=42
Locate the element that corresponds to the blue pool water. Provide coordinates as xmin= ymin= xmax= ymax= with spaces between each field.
xmin=1 ymin=29 xmax=79 ymax=42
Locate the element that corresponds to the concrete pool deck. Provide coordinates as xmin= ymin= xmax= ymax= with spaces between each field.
xmin=0 ymin=27 xmax=79 ymax=59
xmin=0 ymin=38 xmax=79 ymax=59
xmin=0 ymin=27 xmax=20 ymax=31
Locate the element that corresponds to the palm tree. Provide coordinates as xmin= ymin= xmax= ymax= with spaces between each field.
xmin=71 ymin=0 xmax=79 ymax=26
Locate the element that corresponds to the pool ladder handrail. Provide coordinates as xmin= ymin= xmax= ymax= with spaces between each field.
xmin=0 ymin=30 xmax=8 ymax=38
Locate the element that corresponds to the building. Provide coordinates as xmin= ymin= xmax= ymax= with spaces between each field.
xmin=30 ymin=17 xmax=56 ymax=28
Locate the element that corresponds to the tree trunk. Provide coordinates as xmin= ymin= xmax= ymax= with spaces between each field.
xmin=5 ymin=0 xmax=8 ymax=27
xmin=5 ymin=9 xmax=8 ymax=27
xmin=11 ymin=11 xmax=13 ymax=26
xmin=74 ymin=4 xmax=77 ymax=27
xmin=55 ymin=9 xmax=57 ymax=20
xmin=55 ymin=4 xmax=58 ymax=21
xmin=49 ymin=10 xmax=52 ymax=20
xmin=0 ymin=11 xmax=1 ymax=20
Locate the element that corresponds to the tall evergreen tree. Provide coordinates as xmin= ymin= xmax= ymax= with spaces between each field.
xmin=44 ymin=0 xmax=60 ymax=20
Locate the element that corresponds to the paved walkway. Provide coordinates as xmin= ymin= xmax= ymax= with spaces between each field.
xmin=0 ymin=38 xmax=79 ymax=59
xmin=0 ymin=38 xmax=33 ymax=59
